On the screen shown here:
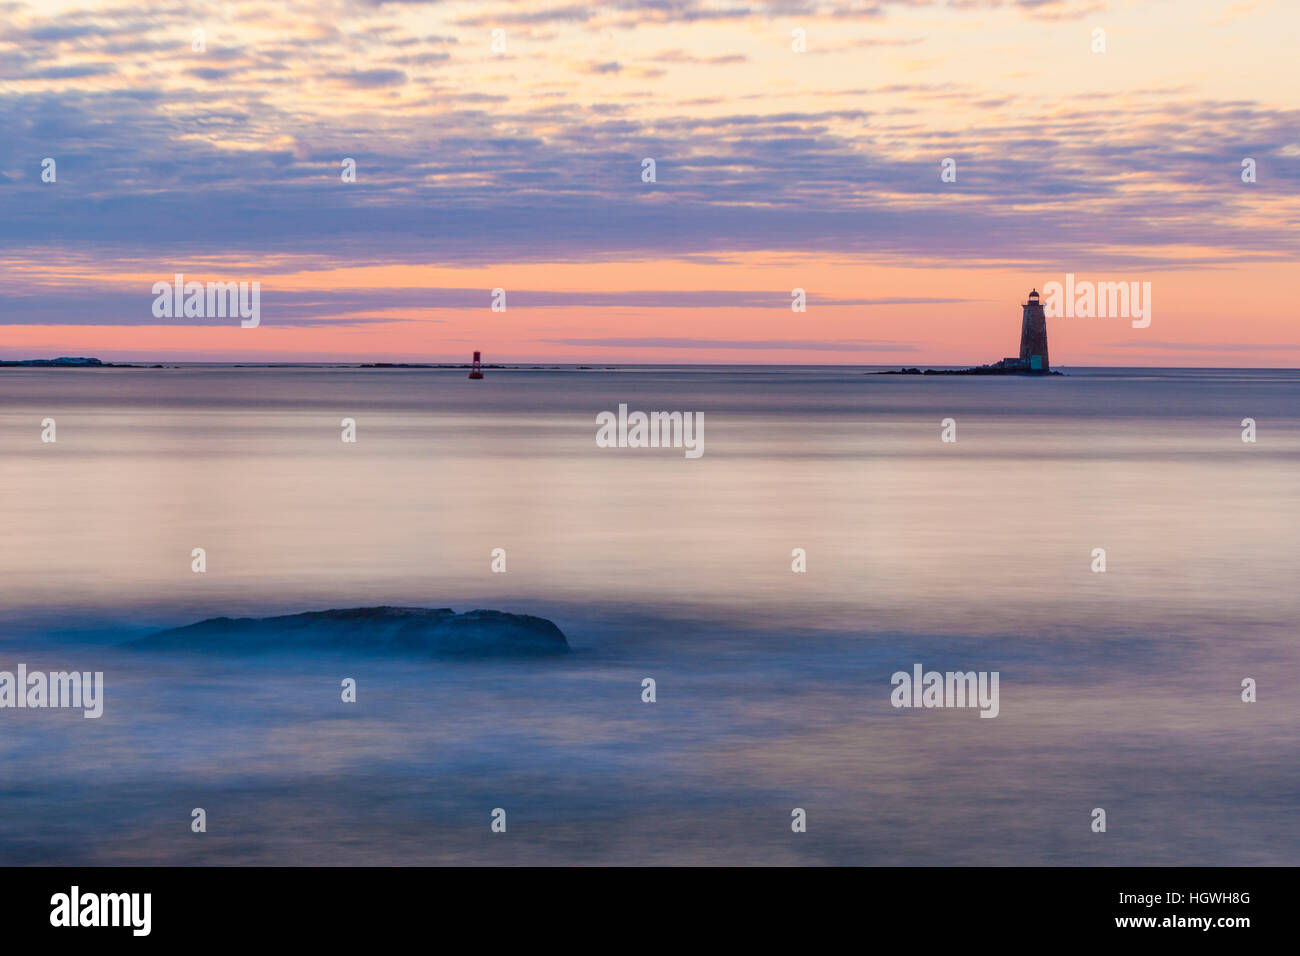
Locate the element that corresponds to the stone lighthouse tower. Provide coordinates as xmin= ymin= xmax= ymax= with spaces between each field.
xmin=1019 ymin=289 xmax=1049 ymax=372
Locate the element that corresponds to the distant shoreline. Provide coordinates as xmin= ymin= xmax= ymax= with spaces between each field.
xmin=0 ymin=359 xmax=1063 ymax=375
xmin=2 ymin=359 xmax=1296 ymax=372
xmin=0 ymin=357 xmax=604 ymax=370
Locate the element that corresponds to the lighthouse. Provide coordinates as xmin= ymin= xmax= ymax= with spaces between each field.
xmin=1019 ymin=289 xmax=1049 ymax=372
xmin=468 ymin=350 xmax=484 ymax=379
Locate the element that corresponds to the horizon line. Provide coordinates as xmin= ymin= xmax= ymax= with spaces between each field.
xmin=4 ymin=359 xmax=1299 ymax=372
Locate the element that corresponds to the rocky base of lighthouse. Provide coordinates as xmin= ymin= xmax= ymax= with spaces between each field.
xmin=880 ymin=366 xmax=1063 ymax=375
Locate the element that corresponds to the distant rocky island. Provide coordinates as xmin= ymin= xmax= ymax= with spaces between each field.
xmin=0 ymin=356 xmax=123 ymax=367
xmin=129 ymin=606 xmax=569 ymax=657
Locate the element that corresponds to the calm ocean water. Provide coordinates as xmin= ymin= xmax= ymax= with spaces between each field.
xmin=0 ymin=366 xmax=1296 ymax=864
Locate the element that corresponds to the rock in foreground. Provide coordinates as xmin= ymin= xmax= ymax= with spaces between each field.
xmin=131 ymin=606 xmax=568 ymax=657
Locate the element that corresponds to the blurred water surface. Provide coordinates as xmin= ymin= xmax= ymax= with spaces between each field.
xmin=0 ymin=366 xmax=1295 ymax=863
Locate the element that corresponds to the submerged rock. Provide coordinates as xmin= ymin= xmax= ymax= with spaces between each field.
xmin=130 ymin=606 xmax=569 ymax=657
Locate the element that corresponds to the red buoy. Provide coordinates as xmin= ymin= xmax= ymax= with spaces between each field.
xmin=468 ymin=350 xmax=484 ymax=379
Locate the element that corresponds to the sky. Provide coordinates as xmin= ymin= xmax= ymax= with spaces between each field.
xmin=0 ymin=0 xmax=1296 ymax=365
